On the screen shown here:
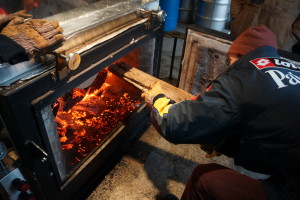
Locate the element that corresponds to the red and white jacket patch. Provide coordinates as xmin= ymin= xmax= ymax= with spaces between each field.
xmin=250 ymin=57 xmax=300 ymax=89
xmin=250 ymin=57 xmax=300 ymax=71
xmin=250 ymin=58 xmax=276 ymax=69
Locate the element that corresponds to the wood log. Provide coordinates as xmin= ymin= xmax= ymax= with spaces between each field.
xmin=109 ymin=62 xmax=220 ymax=157
xmin=108 ymin=62 xmax=194 ymax=102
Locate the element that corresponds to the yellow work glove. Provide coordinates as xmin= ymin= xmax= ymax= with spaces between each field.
xmin=141 ymin=81 xmax=167 ymax=107
xmin=1 ymin=18 xmax=65 ymax=56
xmin=141 ymin=81 xmax=176 ymax=116
xmin=153 ymin=97 xmax=174 ymax=117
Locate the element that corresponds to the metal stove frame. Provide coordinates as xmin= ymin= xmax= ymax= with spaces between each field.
xmin=0 ymin=12 xmax=164 ymax=200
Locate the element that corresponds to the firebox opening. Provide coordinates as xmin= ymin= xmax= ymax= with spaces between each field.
xmin=46 ymin=43 xmax=153 ymax=183
xmin=52 ymin=69 xmax=141 ymax=162
xmin=52 ymin=67 xmax=142 ymax=175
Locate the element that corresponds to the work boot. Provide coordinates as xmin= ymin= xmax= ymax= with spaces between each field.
xmin=165 ymin=194 xmax=179 ymax=200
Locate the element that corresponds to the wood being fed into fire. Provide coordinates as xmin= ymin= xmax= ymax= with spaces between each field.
xmin=108 ymin=62 xmax=221 ymax=157
xmin=108 ymin=62 xmax=194 ymax=102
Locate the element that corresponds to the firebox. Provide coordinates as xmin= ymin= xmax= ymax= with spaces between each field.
xmin=0 ymin=1 xmax=164 ymax=200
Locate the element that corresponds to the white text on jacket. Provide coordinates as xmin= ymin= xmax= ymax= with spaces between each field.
xmin=265 ymin=70 xmax=300 ymax=89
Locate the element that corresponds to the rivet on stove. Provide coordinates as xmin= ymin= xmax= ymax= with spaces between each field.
xmin=50 ymin=72 xmax=57 ymax=81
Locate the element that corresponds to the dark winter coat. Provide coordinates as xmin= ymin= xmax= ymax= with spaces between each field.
xmin=151 ymin=46 xmax=300 ymax=200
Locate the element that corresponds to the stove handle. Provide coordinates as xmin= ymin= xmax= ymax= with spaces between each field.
xmin=25 ymin=140 xmax=48 ymax=163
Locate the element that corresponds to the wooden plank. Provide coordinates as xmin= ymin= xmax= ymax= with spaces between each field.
xmin=109 ymin=62 xmax=219 ymax=156
xmin=108 ymin=62 xmax=194 ymax=102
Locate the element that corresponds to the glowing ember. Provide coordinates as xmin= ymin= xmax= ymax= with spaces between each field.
xmin=52 ymin=69 xmax=141 ymax=165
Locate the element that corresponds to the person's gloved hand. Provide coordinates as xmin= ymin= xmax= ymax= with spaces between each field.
xmin=1 ymin=18 xmax=65 ymax=56
xmin=0 ymin=10 xmax=32 ymax=30
xmin=153 ymin=97 xmax=174 ymax=117
xmin=141 ymin=81 xmax=167 ymax=107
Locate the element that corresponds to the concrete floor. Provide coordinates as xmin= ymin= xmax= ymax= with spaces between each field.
xmin=86 ymin=28 xmax=234 ymax=200
xmin=159 ymin=36 xmax=183 ymax=82
xmin=87 ymin=125 xmax=234 ymax=200
xmin=159 ymin=25 xmax=186 ymax=85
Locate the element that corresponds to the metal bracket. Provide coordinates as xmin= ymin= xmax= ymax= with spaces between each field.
xmin=138 ymin=9 xmax=166 ymax=30
xmin=52 ymin=52 xmax=81 ymax=80
xmin=25 ymin=140 xmax=48 ymax=163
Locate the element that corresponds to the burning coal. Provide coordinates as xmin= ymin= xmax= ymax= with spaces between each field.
xmin=52 ymin=68 xmax=141 ymax=165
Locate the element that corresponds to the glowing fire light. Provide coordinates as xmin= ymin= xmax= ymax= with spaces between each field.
xmin=52 ymin=69 xmax=141 ymax=165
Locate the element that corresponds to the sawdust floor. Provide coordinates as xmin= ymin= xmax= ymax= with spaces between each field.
xmin=86 ymin=124 xmax=234 ymax=200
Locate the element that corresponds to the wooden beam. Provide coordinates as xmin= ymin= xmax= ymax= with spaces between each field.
xmin=108 ymin=62 xmax=194 ymax=102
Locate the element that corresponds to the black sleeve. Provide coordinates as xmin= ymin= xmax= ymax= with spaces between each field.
xmin=0 ymin=34 xmax=28 ymax=64
xmin=151 ymin=71 xmax=242 ymax=145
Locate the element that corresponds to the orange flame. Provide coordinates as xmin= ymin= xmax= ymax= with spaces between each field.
xmin=53 ymin=69 xmax=141 ymax=165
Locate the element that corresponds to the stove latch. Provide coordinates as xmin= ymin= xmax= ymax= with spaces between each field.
xmin=52 ymin=52 xmax=81 ymax=80
xmin=25 ymin=140 xmax=48 ymax=163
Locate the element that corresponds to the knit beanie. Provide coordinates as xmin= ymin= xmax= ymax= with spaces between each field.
xmin=228 ymin=25 xmax=278 ymax=57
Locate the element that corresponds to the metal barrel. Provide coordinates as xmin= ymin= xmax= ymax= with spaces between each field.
xmin=195 ymin=0 xmax=230 ymax=32
xmin=178 ymin=0 xmax=196 ymax=24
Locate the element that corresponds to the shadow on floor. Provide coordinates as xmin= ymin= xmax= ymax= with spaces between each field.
xmin=128 ymin=140 xmax=200 ymax=200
